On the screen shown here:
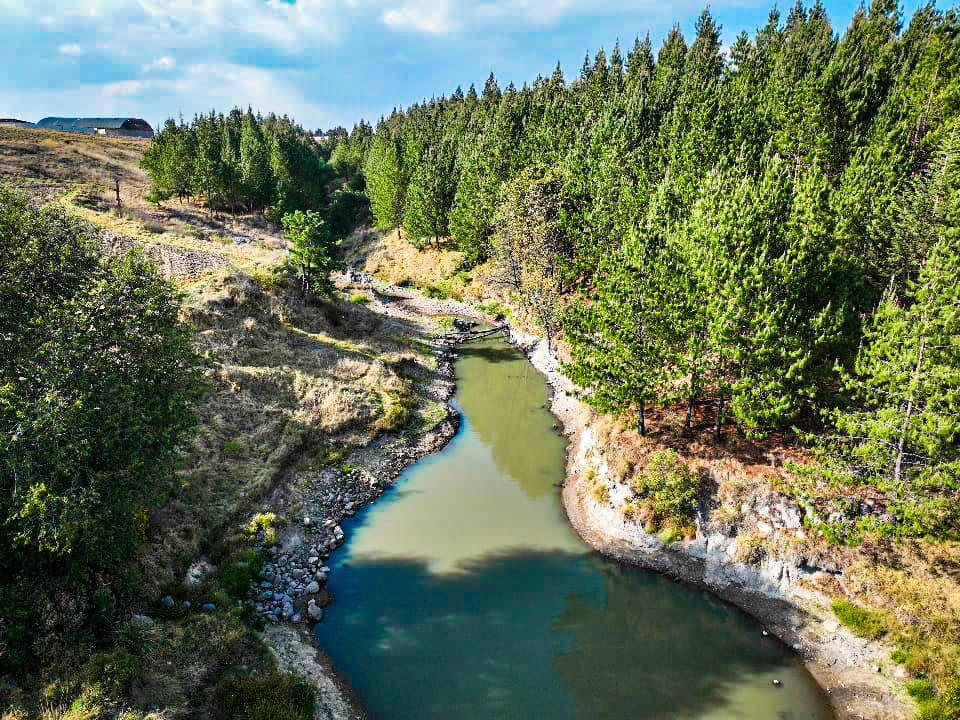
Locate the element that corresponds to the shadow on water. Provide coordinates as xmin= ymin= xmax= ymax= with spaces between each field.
xmin=317 ymin=549 xmax=825 ymax=720
xmin=314 ymin=336 xmax=832 ymax=720
xmin=455 ymin=343 xmax=520 ymax=364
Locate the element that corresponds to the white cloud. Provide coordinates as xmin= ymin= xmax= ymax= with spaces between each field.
xmin=102 ymin=79 xmax=145 ymax=97
xmin=382 ymin=0 xmax=459 ymax=34
xmin=58 ymin=43 xmax=85 ymax=56
xmin=143 ymin=55 xmax=176 ymax=73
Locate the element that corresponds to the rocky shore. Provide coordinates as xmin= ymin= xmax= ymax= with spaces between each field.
xmin=250 ymin=277 xmax=488 ymax=720
xmin=246 ymin=272 xmax=910 ymax=720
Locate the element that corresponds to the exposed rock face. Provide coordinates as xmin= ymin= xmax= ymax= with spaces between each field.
xmin=511 ymin=326 xmax=911 ymax=720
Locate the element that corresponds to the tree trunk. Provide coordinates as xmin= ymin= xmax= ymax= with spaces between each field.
xmin=893 ymin=334 xmax=927 ymax=486
xmin=638 ymin=397 xmax=646 ymax=437
xmin=397 ymin=227 xmax=401 ymax=241
xmin=685 ymin=369 xmax=698 ymax=430
xmin=714 ymin=394 xmax=725 ymax=444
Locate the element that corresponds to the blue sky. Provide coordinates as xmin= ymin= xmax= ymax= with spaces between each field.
xmin=0 ymin=0 xmax=927 ymax=132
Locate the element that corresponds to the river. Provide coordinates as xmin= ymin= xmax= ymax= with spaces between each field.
xmin=314 ymin=337 xmax=833 ymax=720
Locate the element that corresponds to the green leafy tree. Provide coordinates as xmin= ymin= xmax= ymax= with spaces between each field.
xmin=0 ymin=187 xmax=202 ymax=569
xmin=283 ymin=210 xmax=342 ymax=295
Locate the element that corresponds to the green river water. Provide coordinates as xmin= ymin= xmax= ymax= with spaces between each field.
xmin=314 ymin=338 xmax=834 ymax=720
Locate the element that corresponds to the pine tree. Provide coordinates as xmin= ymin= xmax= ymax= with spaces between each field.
xmin=364 ymin=132 xmax=405 ymax=237
xmin=283 ymin=210 xmax=342 ymax=296
xmin=239 ymin=109 xmax=272 ymax=210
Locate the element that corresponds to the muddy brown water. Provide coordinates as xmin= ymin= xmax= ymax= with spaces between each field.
xmin=315 ymin=337 xmax=834 ymax=720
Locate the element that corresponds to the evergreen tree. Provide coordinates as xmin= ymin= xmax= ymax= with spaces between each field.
xmin=283 ymin=210 xmax=342 ymax=296
xmin=364 ymin=132 xmax=405 ymax=237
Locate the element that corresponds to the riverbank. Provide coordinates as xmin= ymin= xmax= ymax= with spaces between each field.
xmin=339 ymin=230 xmax=915 ymax=718
xmin=314 ymin=266 xmax=866 ymax=716
xmin=505 ymin=329 xmax=910 ymax=720
xmin=256 ymin=273 xmax=496 ymax=719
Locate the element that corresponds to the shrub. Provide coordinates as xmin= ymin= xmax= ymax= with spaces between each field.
xmin=215 ymin=672 xmax=316 ymax=720
xmin=590 ymin=480 xmax=610 ymax=504
xmin=82 ymin=649 xmax=141 ymax=697
xmin=244 ymin=513 xmax=285 ymax=548
xmin=349 ymin=294 xmax=370 ymax=304
xmin=832 ymin=600 xmax=887 ymax=640
xmin=223 ymin=439 xmax=245 ymax=455
xmin=250 ymin=267 xmax=287 ymax=293
xmin=0 ymin=588 xmax=35 ymax=673
xmin=908 ymin=679 xmax=936 ymax=703
xmin=635 ymin=450 xmax=701 ymax=528
xmin=220 ymin=550 xmax=265 ymax=599
xmin=734 ymin=532 xmax=769 ymax=565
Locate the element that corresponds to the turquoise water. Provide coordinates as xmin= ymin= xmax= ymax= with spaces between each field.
xmin=315 ymin=338 xmax=833 ymax=720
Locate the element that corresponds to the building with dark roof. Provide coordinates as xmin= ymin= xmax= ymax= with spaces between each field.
xmin=35 ymin=117 xmax=154 ymax=138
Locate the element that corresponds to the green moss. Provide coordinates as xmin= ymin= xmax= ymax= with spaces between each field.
xmin=349 ymin=293 xmax=370 ymax=304
xmin=831 ymin=599 xmax=887 ymax=640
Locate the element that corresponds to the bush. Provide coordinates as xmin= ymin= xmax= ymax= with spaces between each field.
xmin=220 ymin=550 xmax=265 ymax=599
xmin=216 ymin=672 xmax=316 ymax=720
xmin=349 ymin=294 xmax=370 ymax=304
xmin=244 ymin=513 xmax=285 ymax=548
xmin=832 ymin=600 xmax=887 ymax=640
xmin=0 ymin=188 xmax=202 ymax=674
xmin=82 ymin=649 xmax=142 ymax=697
xmin=908 ymin=679 xmax=936 ymax=703
xmin=0 ymin=588 xmax=35 ymax=674
xmin=634 ymin=450 xmax=701 ymax=529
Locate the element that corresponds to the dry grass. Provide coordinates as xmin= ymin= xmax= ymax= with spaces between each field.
xmin=343 ymin=226 xmax=469 ymax=291
xmin=0 ymin=128 xmax=450 ymax=720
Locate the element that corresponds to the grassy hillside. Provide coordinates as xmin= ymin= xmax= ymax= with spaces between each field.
xmin=0 ymin=127 xmax=448 ymax=720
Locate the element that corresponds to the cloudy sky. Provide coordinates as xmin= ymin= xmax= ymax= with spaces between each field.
xmin=0 ymin=0 xmax=925 ymax=132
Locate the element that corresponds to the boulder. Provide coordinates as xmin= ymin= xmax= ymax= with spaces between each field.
xmin=305 ymin=581 xmax=320 ymax=594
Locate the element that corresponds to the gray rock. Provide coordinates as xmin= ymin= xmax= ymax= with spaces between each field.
xmin=307 ymin=603 xmax=324 ymax=621
xmin=292 ymin=613 xmax=302 ymax=623
xmin=160 ymin=595 xmax=175 ymax=608
xmin=756 ymin=520 xmax=774 ymax=535
xmin=182 ymin=601 xmax=191 ymax=610
xmin=202 ymin=603 xmax=216 ymax=612
xmin=130 ymin=614 xmax=154 ymax=627
xmin=305 ymin=581 xmax=320 ymax=594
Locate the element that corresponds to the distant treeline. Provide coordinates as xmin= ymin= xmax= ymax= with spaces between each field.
xmin=142 ymin=109 xmax=370 ymax=234
xmin=358 ymin=1 xmax=960 ymax=538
